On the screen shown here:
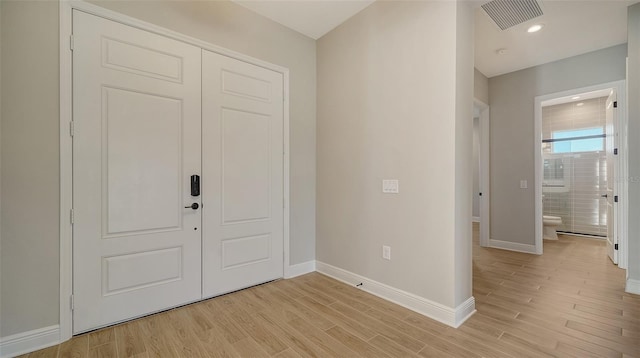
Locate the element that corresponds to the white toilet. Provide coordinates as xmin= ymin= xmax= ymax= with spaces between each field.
xmin=543 ymin=215 xmax=563 ymax=240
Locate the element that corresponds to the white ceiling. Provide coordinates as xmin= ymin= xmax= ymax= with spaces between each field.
xmin=232 ymin=0 xmax=634 ymax=78
xmin=475 ymin=0 xmax=633 ymax=78
xmin=232 ymin=0 xmax=375 ymax=40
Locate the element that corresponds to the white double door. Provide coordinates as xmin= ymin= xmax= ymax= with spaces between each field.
xmin=72 ymin=11 xmax=284 ymax=333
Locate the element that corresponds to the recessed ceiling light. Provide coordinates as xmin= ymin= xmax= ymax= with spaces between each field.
xmin=496 ymin=48 xmax=509 ymax=55
xmin=527 ymin=24 xmax=544 ymax=33
xmin=576 ymin=102 xmax=584 ymax=107
xmin=572 ymin=96 xmax=581 ymax=100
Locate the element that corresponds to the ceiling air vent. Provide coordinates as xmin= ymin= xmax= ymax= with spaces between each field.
xmin=481 ymin=0 xmax=543 ymax=30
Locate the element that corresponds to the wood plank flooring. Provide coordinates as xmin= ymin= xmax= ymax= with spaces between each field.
xmin=21 ymin=224 xmax=640 ymax=357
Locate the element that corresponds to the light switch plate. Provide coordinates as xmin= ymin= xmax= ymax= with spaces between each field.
xmin=520 ymin=180 xmax=528 ymax=189
xmin=382 ymin=245 xmax=391 ymax=260
xmin=382 ymin=180 xmax=399 ymax=193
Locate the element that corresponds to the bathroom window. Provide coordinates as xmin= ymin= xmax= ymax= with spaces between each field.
xmin=551 ymin=127 xmax=604 ymax=153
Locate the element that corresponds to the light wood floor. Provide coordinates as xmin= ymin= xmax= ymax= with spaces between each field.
xmin=22 ymin=225 xmax=640 ymax=357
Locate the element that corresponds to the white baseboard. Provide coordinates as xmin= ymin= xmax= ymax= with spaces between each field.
xmin=0 ymin=325 xmax=59 ymax=358
xmin=316 ymin=261 xmax=475 ymax=328
xmin=472 ymin=216 xmax=480 ymax=223
xmin=488 ymin=239 xmax=537 ymax=254
xmin=284 ymin=260 xmax=316 ymax=279
xmin=626 ymin=278 xmax=640 ymax=295
xmin=454 ymin=296 xmax=477 ymax=327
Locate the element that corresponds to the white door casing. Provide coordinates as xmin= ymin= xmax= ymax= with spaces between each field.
xmin=72 ymin=10 xmax=202 ymax=333
xmin=606 ymin=90 xmax=617 ymax=264
xmin=534 ymin=81 xmax=627 ymax=259
xmin=202 ymin=50 xmax=284 ymax=298
xmin=474 ymin=99 xmax=490 ymax=248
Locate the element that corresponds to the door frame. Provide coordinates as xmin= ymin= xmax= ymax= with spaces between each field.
xmin=533 ymin=80 xmax=627 ymax=261
xmin=59 ymin=0 xmax=291 ymax=342
xmin=474 ymin=99 xmax=490 ymax=247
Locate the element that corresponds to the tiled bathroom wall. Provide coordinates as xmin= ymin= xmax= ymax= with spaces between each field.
xmin=542 ymin=97 xmax=608 ymax=237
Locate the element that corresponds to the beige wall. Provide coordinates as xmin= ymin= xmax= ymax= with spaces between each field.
xmin=317 ymin=1 xmax=473 ymax=308
xmin=474 ymin=68 xmax=489 ymax=104
xmin=488 ymin=44 xmax=627 ymax=246
xmin=627 ymin=5 xmax=640 ymax=287
xmin=1 ymin=0 xmax=60 ymax=336
xmin=0 ymin=0 xmax=316 ymax=338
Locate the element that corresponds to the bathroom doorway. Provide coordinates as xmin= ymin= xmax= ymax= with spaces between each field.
xmin=534 ymin=81 xmax=627 ymax=268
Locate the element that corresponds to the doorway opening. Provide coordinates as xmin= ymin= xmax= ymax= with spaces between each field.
xmin=473 ymin=99 xmax=490 ymax=247
xmin=534 ymin=81 xmax=627 ymax=268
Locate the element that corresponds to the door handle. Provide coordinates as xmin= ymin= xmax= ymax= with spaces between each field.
xmin=601 ymin=194 xmax=608 ymax=198
xmin=185 ymin=203 xmax=199 ymax=210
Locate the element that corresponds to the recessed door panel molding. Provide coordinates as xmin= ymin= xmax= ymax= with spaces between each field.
xmin=221 ymin=70 xmax=272 ymax=102
xmin=102 ymin=87 xmax=183 ymax=236
xmin=221 ymin=108 xmax=271 ymax=224
xmin=73 ymin=10 xmax=202 ymax=333
xmin=102 ymin=246 xmax=183 ymax=295
xmin=222 ymin=234 xmax=271 ymax=269
xmin=102 ymin=37 xmax=184 ymax=83
xmin=202 ymin=50 xmax=284 ymax=298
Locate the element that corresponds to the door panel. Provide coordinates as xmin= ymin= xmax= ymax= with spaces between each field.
xmin=221 ymin=108 xmax=272 ymax=223
xmin=222 ymin=234 xmax=272 ymax=269
xmin=102 ymin=37 xmax=184 ymax=82
xmin=73 ymin=10 xmax=202 ymax=333
xmin=103 ymin=87 xmax=183 ymax=235
xmin=102 ymin=246 xmax=183 ymax=295
xmin=202 ymin=50 xmax=284 ymax=298
xmin=605 ymin=90 xmax=617 ymax=264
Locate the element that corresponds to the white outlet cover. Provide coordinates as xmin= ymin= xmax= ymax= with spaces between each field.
xmin=382 ymin=180 xmax=399 ymax=193
xmin=520 ymin=180 xmax=528 ymax=189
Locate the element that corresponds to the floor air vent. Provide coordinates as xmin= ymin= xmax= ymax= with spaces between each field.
xmin=481 ymin=0 xmax=544 ymax=30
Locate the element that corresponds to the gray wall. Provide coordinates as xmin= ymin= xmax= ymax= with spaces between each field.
xmin=0 ymin=0 xmax=316 ymax=338
xmin=1 ymin=1 xmax=60 ymax=337
xmin=317 ymin=1 xmax=473 ymax=308
xmin=627 ymin=4 xmax=640 ymax=287
xmin=488 ymin=44 xmax=627 ymax=245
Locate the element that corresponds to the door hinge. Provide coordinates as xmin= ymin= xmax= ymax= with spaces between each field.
xmin=614 ymin=195 xmax=619 ymax=203
xmin=614 ymin=148 xmax=618 ymax=155
xmin=70 ymin=209 xmax=74 ymax=224
xmin=70 ymin=121 xmax=75 ymax=137
xmin=614 ymin=243 xmax=619 ymax=250
xmin=70 ymin=35 xmax=74 ymax=51
xmin=613 ymin=101 xmax=618 ymax=108
xmin=70 ymin=295 xmax=75 ymax=310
